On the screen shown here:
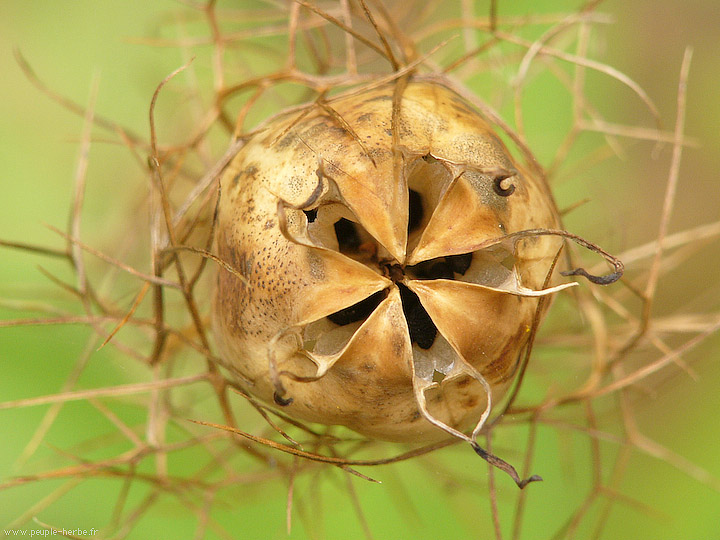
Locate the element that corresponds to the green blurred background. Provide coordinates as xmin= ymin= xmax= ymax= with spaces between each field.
xmin=2 ymin=1 xmax=719 ymax=539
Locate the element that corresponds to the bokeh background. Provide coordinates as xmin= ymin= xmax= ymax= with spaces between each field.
xmin=2 ymin=1 xmax=719 ymax=539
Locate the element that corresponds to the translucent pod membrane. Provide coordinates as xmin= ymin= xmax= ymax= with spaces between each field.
xmin=212 ymin=80 xmax=571 ymax=449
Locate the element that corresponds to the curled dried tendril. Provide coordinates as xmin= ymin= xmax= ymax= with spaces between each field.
xmin=561 ymin=266 xmax=620 ymax=285
xmin=273 ymin=391 xmax=294 ymax=406
xmin=472 ymin=442 xmax=543 ymax=489
xmin=469 ymin=228 xmax=625 ymax=286
xmin=492 ymin=172 xmax=517 ymax=197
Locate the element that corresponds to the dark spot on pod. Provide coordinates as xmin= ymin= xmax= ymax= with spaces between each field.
xmin=327 ymin=290 xmax=387 ymax=326
xmin=463 ymin=396 xmax=478 ymax=409
xmin=398 ymin=283 xmax=437 ymax=349
xmin=493 ymin=174 xmax=516 ymax=197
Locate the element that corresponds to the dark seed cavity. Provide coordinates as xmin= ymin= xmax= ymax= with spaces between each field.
xmin=327 ymin=290 xmax=386 ymax=326
xmin=334 ymin=218 xmax=361 ymax=253
xmin=445 ymin=253 xmax=472 ymax=275
xmin=303 ymin=208 xmax=318 ymax=223
xmin=408 ymin=189 xmax=424 ymax=233
xmin=398 ymin=283 xmax=437 ymax=349
xmin=409 ymin=252 xmax=473 ymax=280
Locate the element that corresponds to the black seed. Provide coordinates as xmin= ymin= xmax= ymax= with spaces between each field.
xmin=327 ymin=290 xmax=386 ymax=326
xmin=303 ymin=208 xmax=318 ymax=223
xmin=398 ymin=283 xmax=437 ymax=349
xmin=446 ymin=253 xmax=472 ymax=275
xmin=408 ymin=189 xmax=424 ymax=233
xmin=334 ymin=218 xmax=361 ymax=253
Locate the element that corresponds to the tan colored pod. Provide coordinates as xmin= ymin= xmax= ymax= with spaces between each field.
xmin=212 ymin=80 xmax=570 ymax=443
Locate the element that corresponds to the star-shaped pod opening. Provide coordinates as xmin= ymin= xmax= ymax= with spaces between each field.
xmin=275 ymin=148 xmax=576 ymax=444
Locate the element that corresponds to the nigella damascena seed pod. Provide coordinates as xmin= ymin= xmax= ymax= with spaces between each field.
xmin=212 ymin=80 xmax=574 ymax=444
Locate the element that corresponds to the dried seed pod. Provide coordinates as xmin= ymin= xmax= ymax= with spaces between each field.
xmin=212 ymin=80 xmax=573 ymax=444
